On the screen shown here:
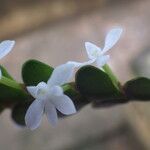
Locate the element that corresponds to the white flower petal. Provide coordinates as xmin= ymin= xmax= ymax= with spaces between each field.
xmin=27 ymin=86 xmax=37 ymax=98
xmin=52 ymin=95 xmax=76 ymax=115
xmin=36 ymin=82 xmax=49 ymax=98
xmin=47 ymin=63 xmax=75 ymax=87
xmin=67 ymin=61 xmax=82 ymax=67
xmin=37 ymin=82 xmax=48 ymax=90
xmin=85 ymin=42 xmax=101 ymax=59
xmin=96 ymin=55 xmax=110 ymax=67
xmin=25 ymin=99 xmax=45 ymax=130
xmin=28 ymin=82 xmax=49 ymax=99
xmin=103 ymin=28 xmax=123 ymax=53
xmin=49 ymin=86 xmax=63 ymax=96
xmin=0 ymin=40 xmax=15 ymax=59
xmin=0 ymin=69 xmax=2 ymax=79
xmin=45 ymin=100 xmax=58 ymax=126
xmin=67 ymin=59 xmax=96 ymax=67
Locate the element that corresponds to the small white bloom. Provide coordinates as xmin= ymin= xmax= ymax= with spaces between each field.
xmin=0 ymin=40 xmax=15 ymax=79
xmin=68 ymin=27 xmax=123 ymax=67
xmin=25 ymin=63 xmax=76 ymax=130
xmin=0 ymin=40 xmax=15 ymax=59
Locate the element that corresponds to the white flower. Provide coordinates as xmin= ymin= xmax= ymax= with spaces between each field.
xmin=0 ymin=40 xmax=15 ymax=78
xmin=25 ymin=63 xmax=76 ymax=130
xmin=68 ymin=27 xmax=123 ymax=67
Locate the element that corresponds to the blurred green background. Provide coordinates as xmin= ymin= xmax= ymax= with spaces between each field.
xmin=0 ymin=0 xmax=150 ymax=149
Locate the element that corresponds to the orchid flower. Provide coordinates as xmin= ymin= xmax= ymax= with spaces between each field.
xmin=0 ymin=40 xmax=15 ymax=78
xmin=68 ymin=27 xmax=123 ymax=68
xmin=25 ymin=63 xmax=76 ymax=130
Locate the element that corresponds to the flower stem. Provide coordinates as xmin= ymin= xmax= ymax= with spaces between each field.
xmin=102 ymin=64 xmax=120 ymax=90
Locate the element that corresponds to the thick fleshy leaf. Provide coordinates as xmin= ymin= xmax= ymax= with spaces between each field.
xmin=45 ymin=101 xmax=58 ymax=126
xmin=0 ymin=76 xmax=28 ymax=102
xmin=63 ymin=83 xmax=90 ymax=110
xmin=63 ymin=83 xmax=79 ymax=98
xmin=11 ymin=102 xmax=32 ymax=126
xmin=0 ymin=40 xmax=15 ymax=59
xmin=47 ymin=63 xmax=75 ymax=87
xmin=124 ymin=77 xmax=150 ymax=100
xmin=85 ymin=42 xmax=101 ymax=59
xmin=103 ymin=28 xmax=123 ymax=53
xmin=76 ymin=65 xmax=123 ymax=99
xmin=25 ymin=99 xmax=45 ymax=130
xmin=0 ymin=65 xmax=14 ymax=80
xmin=22 ymin=59 xmax=53 ymax=86
xmin=96 ymin=55 xmax=110 ymax=67
xmin=52 ymin=95 xmax=76 ymax=115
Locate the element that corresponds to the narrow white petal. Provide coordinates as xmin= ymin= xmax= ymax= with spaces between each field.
xmin=25 ymin=99 xmax=45 ymax=130
xmin=67 ymin=59 xmax=96 ymax=67
xmin=85 ymin=42 xmax=101 ymax=59
xmin=78 ymin=59 xmax=96 ymax=66
xmin=96 ymin=55 xmax=110 ymax=67
xmin=0 ymin=69 xmax=2 ymax=79
xmin=37 ymin=82 xmax=48 ymax=90
xmin=52 ymin=95 xmax=76 ymax=115
xmin=47 ymin=63 xmax=75 ymax=87
xmin=67 ymin=61 xmax=83 ymax=67
xmin=45 ymin=100 xmax=58 ymax=126
xmin=27 ymin=86 xmax=37 ymax=98
xmin=36 ymin=82 xmax=49 ymax=99
xmin=0 ymin=40 xmax=15 ymax=59
xmin=49 ymin=86 xmax=63 ymax=96
xmin=103 ymin=28 xmax=123 ymax=53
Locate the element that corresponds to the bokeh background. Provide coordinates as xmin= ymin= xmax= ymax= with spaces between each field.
xmin=0 ymin=0 xmax=150 ymax=149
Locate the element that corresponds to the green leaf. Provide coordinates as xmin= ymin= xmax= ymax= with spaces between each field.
xmin=0 ymin=76 xmax=28 ymax=102
xmin=63 ymin=83 xmax=79 ymax=99
xmin=62 ymin=83 xmax=89 ymax=110
xmin=22 ymin=59 xmax=54 ymax=86
xmin=75 ymin=65 xmax=123 ymax=100
xmin=124 ymin=77 xmax=150 ymax=100
xmin=11 ymin=101 xmax=32 ymax=126
xmin=0 ymin=65 xmax=14 ymax=80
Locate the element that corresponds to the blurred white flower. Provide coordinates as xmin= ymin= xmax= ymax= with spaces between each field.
xmin=25 ymin=63 xmax=76 ymax=130
xmin=0 ymin=40 xmax=15 ymax=78
xmin=68 ymin=27 xmax=123 ymax=67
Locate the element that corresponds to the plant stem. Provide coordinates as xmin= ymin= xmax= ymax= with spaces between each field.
xmin=103 ymin=64 xmax=120 ymax=90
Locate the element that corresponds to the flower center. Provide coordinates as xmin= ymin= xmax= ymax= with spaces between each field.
xmin=36 ymin=82 xmax=49 ymax=98
xmin=37 ymin=88 xmax=47 ymax=96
